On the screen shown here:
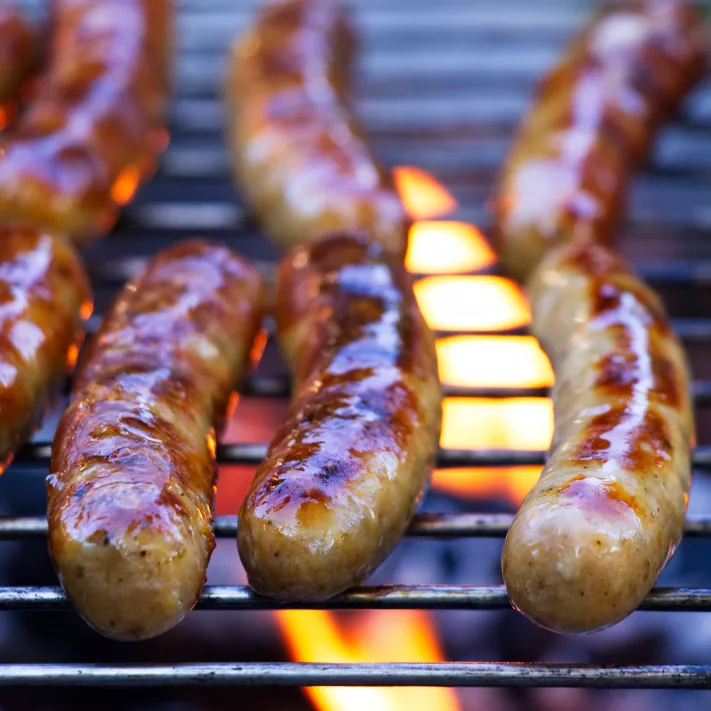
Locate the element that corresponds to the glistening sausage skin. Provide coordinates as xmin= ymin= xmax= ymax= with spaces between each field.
xmin=48 ymin=241 xmax=265 ymax=640
xmin=501 ymin=241 xmax=694 ymax=633
xmin=492 ymin=0 xmax=707 ymax=282
xmin=0 ymin=0 xmax=173 ymax=241
xmin=238 ymin=234 xmax=441 ymax=600
xmin=226 ymin=0 xmax=408 ymax=257
xmin=0 ymin=229 xmax=90 ymax=472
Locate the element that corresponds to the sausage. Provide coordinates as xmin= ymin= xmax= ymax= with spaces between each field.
xmin=0 ymin=0 xmax=173 ymax=242
xmin=492 ymin=0 xmax=708 ymax=283
xmin=0 ymin=6 xmax=35 ymax=111
xmin=0 ymin=228 xmax=90 ymax=472
xmin=48 ymin=241 xmax=265 ymax=640
xmin=501 ymin=241 xmax=693 ymax=633
xmin=238 ymin=233 xmax=441 ymax=600
xmin=225 ymin=0 xmax=408 ymax=258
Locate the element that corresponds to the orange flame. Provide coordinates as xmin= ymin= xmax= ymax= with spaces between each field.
xmin=111 ymin=165 xmax=141 ymax=206
xmin=414 ymin=276 xmax=530 ymax=332
xmin=393 ymin=166 xmax=457 ymax=220
xmin=65 ymin=343 xmax=80 ymax=370
xmin=0 ymin=104 xmax=11 ymax=132
xmin=223 ymin=391 xmax=241 ymax=429
xmin=432 ymin=466 xmax=541 ymax=506
xmin=405 ymin=222 xmax=495 ymax=274
xmin=276 ymin=610 xmax=460 ymax=711
xmin=440 ymin=397 xmax=553 ymax=451
xmin=437 ymin=335 xmax=553 ymax=388
xmin=248 ymin=328 xmax=269 ymax=368
xmin=206 ymin=430 xmax=217 ymax=459
xmin=79 ymin=297 xmax=94 ymax=322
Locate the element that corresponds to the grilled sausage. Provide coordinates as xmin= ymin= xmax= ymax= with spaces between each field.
xmin=492 ymin=0 xmax=708 ymax=283
xmin=501 ymin=241 xmax=693 ymax=633
xmin=0 ymin=229 xmax=90 ymax=472
xmin=238 ymin=234 xmax=441 ymax=600
xmin=226 ymin=0 xmax=408 ymax=257
xmin=0 ymin=6 xmax=34 ymax=111
xmin=48 ymin=241 xmax=265 ymax=640
xmin=0 ymin=0 xmax=173 ymax=242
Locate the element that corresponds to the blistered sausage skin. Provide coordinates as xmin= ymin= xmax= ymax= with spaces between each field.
xmin=492 ymin=0 xmax=708 ymax=283
xmin=0 ymin=229 xmax=90 ymax=472
xmin=238 ymin=234 xmax=440 ymax=600
xmin=48 ymin=241 xmax=265 ymax=640
xmin=226 ymin=0 xmax=408 ymax=258
xmin=0 ymin=0 xmax=173 ymax=242
xmin=0 ymin=6 xmax=34 ymax=110
xmin=502 ymin=241 xmax=693 ymax=633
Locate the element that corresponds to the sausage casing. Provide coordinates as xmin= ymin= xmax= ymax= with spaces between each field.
xmin=0 ymin=6 xmax=34 ymax=109
xmin=492 ymin=0 xmax=708 ymax=282
xmin=0 ymin=0 xmax=173 ymax=241
xmin=501 ymin=241 xmax=693 ymax=633
xmin=226 ymin=0 xmax=408 ymax=257
xmin=48 ymin=241 xmax=265 ymax=640
xmin=238 ymin=234 xmax=441 ymax=600
xmin=0 ymin=229 xmax=90 ymax=471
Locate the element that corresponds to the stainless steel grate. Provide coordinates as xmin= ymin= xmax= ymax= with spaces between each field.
xmin=4 ymin=0 xmax=711 ymax=692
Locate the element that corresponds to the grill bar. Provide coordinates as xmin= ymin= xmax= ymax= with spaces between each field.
xmin=0 ymin=662 xmax=707 ymax=688
xmin=4 ymin=512 xmax=711 ymax=539
xmin=85 ymin=374 xmax=711 ymax=402
xmin=1 ymin=584 xmax=709 ymax=612
xmin=14 ymin=443 xmax=711 ymax=467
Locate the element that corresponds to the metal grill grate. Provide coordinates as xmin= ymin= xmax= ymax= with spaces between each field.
xmin=3 ymin=0 xmax=711 ymax=691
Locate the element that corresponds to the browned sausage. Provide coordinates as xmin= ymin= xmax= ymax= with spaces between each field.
xmin=492 ymin=0 xmax=708 ymax=283
xmin=0 ymin=228 xmax=90 ymax=472
xmin=0 ymin=6 xmax=35 ymax=114
xmin=226 ymin=0 xmax=408 ymax=258
xmin=238 ymin=234 xmax=440 ymax=601
xmin=501 ymin=241 xmax=693 ymax=633
xmin=0 ymin=0 xmax=173 ymax=242
xmin=48 ymin=241 xmax=265 ymax=640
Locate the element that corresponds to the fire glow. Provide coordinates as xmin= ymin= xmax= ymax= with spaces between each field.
xmin=111 ymin=165 xmax=141 ymax=205
xmin=432 ymin=466 xmax=541 ymax=505
xmin=393 ymin=165 xmax=457 ymax=220
xmin=437 ymin=335 xmax=553 ymax=389
xmin=414 ymin=276 xmax=531 ymax=332
xmin=277 ymin=609 xmax=459 ymax=711
xmin=441 ymin=397 xmax=553 ymax=451
xmin=405 ymin=221 xmax=495 ymax=274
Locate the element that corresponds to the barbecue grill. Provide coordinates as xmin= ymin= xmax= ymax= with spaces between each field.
xmin=2 ymin=0 xmax=711 ymax=698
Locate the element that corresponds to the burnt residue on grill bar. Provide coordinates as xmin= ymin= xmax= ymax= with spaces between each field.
xmin=0 ymin=0 xmax=710 ymax=707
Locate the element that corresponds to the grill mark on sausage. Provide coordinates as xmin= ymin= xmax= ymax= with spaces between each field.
xmin=559 ymin=474 xmax=641 ymax=517
xmin=590 ymin=281 xmax=668 ymax=329
xmin=571 ymin=403 xmax=673 ymax=471
xmin=281 ymin=233 xmax=418 ymax=381
xmin=594 ymin=345 xmax=682 ymax=409
xmin=561 ymin=240 xmax=626 ymax=276
xmin=253 ymin=372 xmax=419 ymax=518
